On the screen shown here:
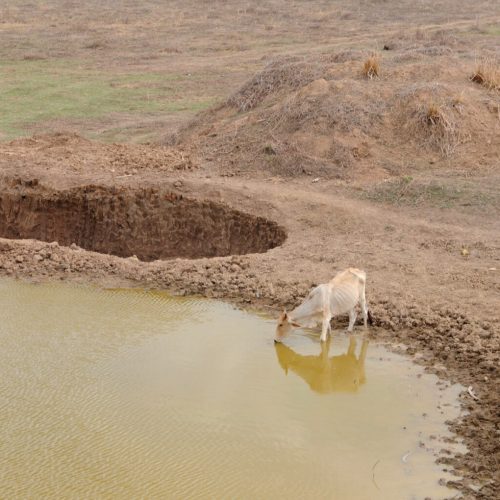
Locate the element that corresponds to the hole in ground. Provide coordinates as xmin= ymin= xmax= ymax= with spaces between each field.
xmin=0 ymin=179 xmax=286 ymax=261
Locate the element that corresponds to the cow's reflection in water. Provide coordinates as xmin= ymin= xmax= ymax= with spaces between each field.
xmin=274 ymin=337 xmax=369 ymax=394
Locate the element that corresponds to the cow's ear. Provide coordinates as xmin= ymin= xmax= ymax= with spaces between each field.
xmin=279 ymin=310 xmax=287 ymax=321
xmin=291 ymin=321 xmax=301 ymax=328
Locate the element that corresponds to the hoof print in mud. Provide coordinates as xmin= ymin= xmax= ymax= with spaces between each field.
xmin=0 ymin=181 xmax=286 ymax=262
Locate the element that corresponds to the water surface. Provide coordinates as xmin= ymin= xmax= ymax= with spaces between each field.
xmin=0 ymin=280 xmax=464 ymax=499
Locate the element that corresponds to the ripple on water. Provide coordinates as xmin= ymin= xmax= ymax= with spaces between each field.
xmin=0 ymin=279 xmax=465 ymax=499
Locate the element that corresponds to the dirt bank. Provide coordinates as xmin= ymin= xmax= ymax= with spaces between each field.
xmin=0 ymin=179 xmax=285 ymax=261
xmin=0 ymin=133 xmax=498 ymax=497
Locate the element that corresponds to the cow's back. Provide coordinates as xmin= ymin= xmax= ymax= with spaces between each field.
xmin=330 ymin=268 xmax=366 ymax=286
xmin=329 ymin=269 xmax=365 ymax=315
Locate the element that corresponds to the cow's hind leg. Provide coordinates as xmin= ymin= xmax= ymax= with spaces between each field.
xmin=348 ymin=309 xmax=357 ymax=332
xmin=360 ymin=289 xmax=369 ymax=328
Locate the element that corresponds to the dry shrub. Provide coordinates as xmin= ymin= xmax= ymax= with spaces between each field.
xmin=471 ymin=58 xmax=500 ymax=91
xmin=362 ymin=55 xmax=380 ymax=79
xmin=227 ymin=57 xmax=325 ymax=112
xmin=397 ymin=84 xmax=473 ymax=156
xmin=425 ymin=103 xmax=446 ymax=126
xmin=261 ymin=79 xmax=383 ymax=135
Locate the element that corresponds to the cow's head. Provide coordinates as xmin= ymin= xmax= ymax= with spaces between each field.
xmin=274 ymin=310 xmax=301 ymax=343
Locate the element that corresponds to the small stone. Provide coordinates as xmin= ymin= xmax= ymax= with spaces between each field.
xmin=15 ymin=255 xmax=24 ymax=263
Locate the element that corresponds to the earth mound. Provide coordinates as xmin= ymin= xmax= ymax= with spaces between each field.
xmin=174 ymin=41 xmax=499 ymax=181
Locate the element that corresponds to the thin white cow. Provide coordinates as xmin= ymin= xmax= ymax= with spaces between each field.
xmin=274 ymin=268 xmax=372 ymax=343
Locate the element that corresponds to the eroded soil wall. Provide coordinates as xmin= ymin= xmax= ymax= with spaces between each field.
xmin=0 ymin=181 xmax=286 ymax=261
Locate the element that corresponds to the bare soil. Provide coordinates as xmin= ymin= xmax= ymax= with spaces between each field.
xmin=0 ymin=179 xmax=285 ymax=261
xmin=1 ymin=1 xmax=499 ymax=498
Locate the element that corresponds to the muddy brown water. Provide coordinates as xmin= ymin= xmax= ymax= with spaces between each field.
xmin=0 ymin=279 xmax=465 ymax=499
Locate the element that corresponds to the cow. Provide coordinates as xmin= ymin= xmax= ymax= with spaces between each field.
xmin=274 ymin=268 xmax=372 ymax=343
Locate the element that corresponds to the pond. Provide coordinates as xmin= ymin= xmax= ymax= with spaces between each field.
xmin=0 ymin=279 xmax=464 ymax=499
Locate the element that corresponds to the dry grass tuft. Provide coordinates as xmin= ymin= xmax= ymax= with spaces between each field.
xmin=362 ymin=55 xmax=380 ymax=79
xmin=425 ymin=103 xmax=446 ymax=126
xmin=397 ymin=84 xmax=473 ymax=156
xmin=412 ymin=103 xmax=465 ymax=155
xmin=471 ymin=58 xmax=500 ymax=91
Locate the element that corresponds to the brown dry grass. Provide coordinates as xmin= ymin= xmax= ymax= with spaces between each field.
xmin=471 ymin=57 xmax=500 ymax=90
xmin=425 ymin=103 xmax=446 ymax=126
xmin=226 ymin=57 xmax=326 ymax=112
xmin=397 ymin=84 xmax=474 ymax=156
xmin=263 ymin=79 xmax=383 ymax=135
xmin=362 ymin=55 xmax=380 ymax=79
xmin=411 ymin=103 xmax=465 ymax=156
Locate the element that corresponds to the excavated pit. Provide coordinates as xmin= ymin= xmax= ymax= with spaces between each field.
xmin=0 ymin=180 xmax=286 ymax=261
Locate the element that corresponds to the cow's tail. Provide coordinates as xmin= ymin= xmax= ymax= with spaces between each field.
xmin=367 ymin=309 xmax=374 ymax=326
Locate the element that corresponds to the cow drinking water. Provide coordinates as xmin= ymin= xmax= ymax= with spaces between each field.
xmin=275 ymin=268 xmax=372 ymax=343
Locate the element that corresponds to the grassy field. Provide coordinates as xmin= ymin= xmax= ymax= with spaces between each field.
xmin=0 ymin=59 xmax=214 ymax=141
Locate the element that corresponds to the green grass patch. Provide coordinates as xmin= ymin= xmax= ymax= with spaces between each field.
xmin=482 ymin=24 xmax=500 ymax=36
xmin=0 ymin=59 xmax=213 ymax=139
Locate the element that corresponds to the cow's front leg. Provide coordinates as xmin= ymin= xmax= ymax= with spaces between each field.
xmin=320 ymin=313 xmax=331 ymax=342
xmin=347 ymin=309 xmax=357 ymax=333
